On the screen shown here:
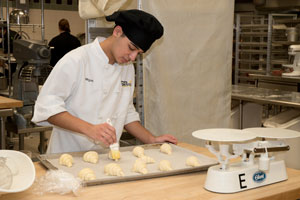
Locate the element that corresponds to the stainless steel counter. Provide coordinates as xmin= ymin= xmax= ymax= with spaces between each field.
xmin=248 ymin=74 xmax=300 ymax=84
xmin=232 ymin=84 xmax=300 ymax=108
xmin=232 ymin=84 xmax=300 ymax=128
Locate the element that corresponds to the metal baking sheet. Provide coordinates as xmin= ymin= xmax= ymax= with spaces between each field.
xmin=37 ymin=143 xmax=218 ymax=186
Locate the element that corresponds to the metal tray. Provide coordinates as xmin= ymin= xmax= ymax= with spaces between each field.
xmin=37 ymin=143 xmax=218 ymax=186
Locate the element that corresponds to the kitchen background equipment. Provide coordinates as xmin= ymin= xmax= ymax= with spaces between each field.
xmin=9 ymin=9 xmax=29 ymax=25
xmin=192 ymin=128 xmax=300 ymax=193
xmin=286 ymin=27 xmax=298 ymax=42
xmin=12 ymin=39 xmax=50 ymax=128
xmin=282 ymin=45 xmax=300 ymax=76
xmin=4 ymin=39 xmax=52 ymax=153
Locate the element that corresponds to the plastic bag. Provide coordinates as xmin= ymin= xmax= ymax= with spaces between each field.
xmin=33 ymin=170 xmax=81 ymax=196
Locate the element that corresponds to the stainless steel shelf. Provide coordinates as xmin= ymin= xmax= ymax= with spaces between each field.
xmin=273 ymin=41 xmax=300 ymax=45
xmin=239 ymin=49 xmax=267 ymax=54
xmin=271 ymin=59 xmax=289 ymax=64
xmin=238 ymin=69 xmax=266 ymax=74
xmin=274 ymin=19 xmax=300 ymax=24
xmin=239 ymin=59 xmax=266 ymax=64
xmin=10 ymin=24 xmax=42 ymax=28
xmin=239 ymin=49 xmax=287 ymax=54
xmin=240 ymin=32 xmax=268 ymax=36
xmin=240 ymin=24 xmax=268 ymax=28
xmin=239 ymin=42 xmax=268 ymax=46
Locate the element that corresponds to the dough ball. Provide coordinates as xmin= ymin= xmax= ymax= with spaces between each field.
xmin=160 ymin=143 xmax=172 ymax=155
xmin=186 ymin=156 xmax=200 ymax=167
xmin=132 ymin=159 xmax=148 ymax=175
xmin=104 ymin=163 xmax=124 ymax=177
xmin=83 ymin=151 xmax=99 ymax=164
xmin=78 ymin=168 xmax=96 ymax=181
xmin=140 ymin=155 xmax=155 ymax=164
xmin=158 ymin=160 xmax=172 ymax=171
xmin=59 ymin=153 xmax=73 ymax=167
xmin=132 ymin=146 xmax=145 ymax=158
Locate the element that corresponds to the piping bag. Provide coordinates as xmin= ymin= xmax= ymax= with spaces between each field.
xmin=107 ymin=119 xmax=120 ymax=161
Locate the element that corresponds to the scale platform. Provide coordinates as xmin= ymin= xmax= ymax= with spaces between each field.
xmin=192 ymin=128 xmax=256 ymax=142
xmin=244 ymin=127 xmax=300 ymax=139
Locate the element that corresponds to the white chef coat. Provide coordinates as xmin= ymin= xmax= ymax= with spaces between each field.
xmin=32 ymin=37 xmax=140 ymax=154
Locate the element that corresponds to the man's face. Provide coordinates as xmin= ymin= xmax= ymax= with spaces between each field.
xmin=112 ymin=28 xmax=143 ymax=64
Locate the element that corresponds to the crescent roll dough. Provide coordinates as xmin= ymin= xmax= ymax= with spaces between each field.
xmin=83 ymin=151 xmax=99 ymax=164
xmin=104 ymin=163 xmax=124 ymax=177
xmin=186 ymin=156 xmax=200 ymax=167
xmin=108 ymin=150 xmax=121 ymax=161
xmin=158 ymin=160 xmax=173 ymax=171
xmin=78 ymin=168 xmax=96 ymax=181
xmin=160 ymin=143 xmax=172 ymax=155
xmin=132 ymin=146 xmax=144 ymax=158
xmin=59 ymin=153 xmax=73 ymax=167
xmin=140 ymin=155 xmax=155 ymax=164
xmin=132 ymin=159 xmax=148 ymax=174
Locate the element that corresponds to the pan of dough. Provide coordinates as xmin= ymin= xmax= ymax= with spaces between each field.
xmin=37 ymin=143 xmax=218 ymax=186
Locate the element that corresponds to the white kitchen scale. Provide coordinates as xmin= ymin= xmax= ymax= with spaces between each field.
xmin=192 ymin=128 xmax=300 ymax=193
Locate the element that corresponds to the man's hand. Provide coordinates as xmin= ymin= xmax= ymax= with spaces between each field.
xmin=153 ymin=134 xmax=178 ymax=144
xmin=124 ymin=121 xmax=178 ymax=145
xmin=86 ymin=122 xmax=116 ymax=146
xmin=48 ymin=112 xmax=117 ymax=146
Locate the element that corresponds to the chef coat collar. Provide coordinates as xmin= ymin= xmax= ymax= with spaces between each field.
xmin=94 ymin=37 xmax=110 ymax=65
xmin=95 ymin=37 xmax=120 ymax=67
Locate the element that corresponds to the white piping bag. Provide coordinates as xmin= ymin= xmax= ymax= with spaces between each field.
xmin=107 ymin=119 xmax=120 ymax=161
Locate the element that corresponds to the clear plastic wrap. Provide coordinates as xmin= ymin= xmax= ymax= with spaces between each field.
xmin=33 ymin=170 xmax=82 ymax=196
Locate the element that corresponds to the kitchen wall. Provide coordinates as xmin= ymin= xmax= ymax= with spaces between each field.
xmin=1 ymin=8 xmax=85 ymax=44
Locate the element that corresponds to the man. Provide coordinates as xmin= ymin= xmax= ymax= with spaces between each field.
xmin=32 ymin=9 xmax=177 ymax=154
xmin=48 ymin=18 xmax=81 ymax=67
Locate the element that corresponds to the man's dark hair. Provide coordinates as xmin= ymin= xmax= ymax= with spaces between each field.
xmin=59 ymin=19 xmax=70 ymax=33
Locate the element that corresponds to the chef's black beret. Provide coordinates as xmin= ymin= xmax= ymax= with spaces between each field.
xmin=106 ymin=9 xmax=164 ymax=52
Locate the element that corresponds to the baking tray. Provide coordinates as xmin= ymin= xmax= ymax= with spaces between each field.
xmin=37 ymin=143 xmax=218 ymax=186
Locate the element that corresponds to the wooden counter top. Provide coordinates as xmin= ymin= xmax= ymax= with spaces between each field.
xmin=1 ymin=143 xmax=300 ymax=200
xmin=0 ymin=96 xmax=23 ymax=109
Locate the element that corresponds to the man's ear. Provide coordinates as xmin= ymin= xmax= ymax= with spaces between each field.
xmin=113 ymin=25 xmax=123 ymax=37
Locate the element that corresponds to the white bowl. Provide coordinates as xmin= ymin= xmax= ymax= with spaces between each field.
xmin=0 ymin=150 xmax=35 ymax=195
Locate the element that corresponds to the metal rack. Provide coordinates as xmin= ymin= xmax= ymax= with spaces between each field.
xmin=234 ymin=13 xmax=300 ymax=85
xmin=234 ymin=14 xmax=268 ymax=84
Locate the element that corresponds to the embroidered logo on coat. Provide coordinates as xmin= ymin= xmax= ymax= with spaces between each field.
xmin=121 ymin=80 xmax=132 ymax=87
xmin=85 ymin=78 xmax=94 ymax=82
